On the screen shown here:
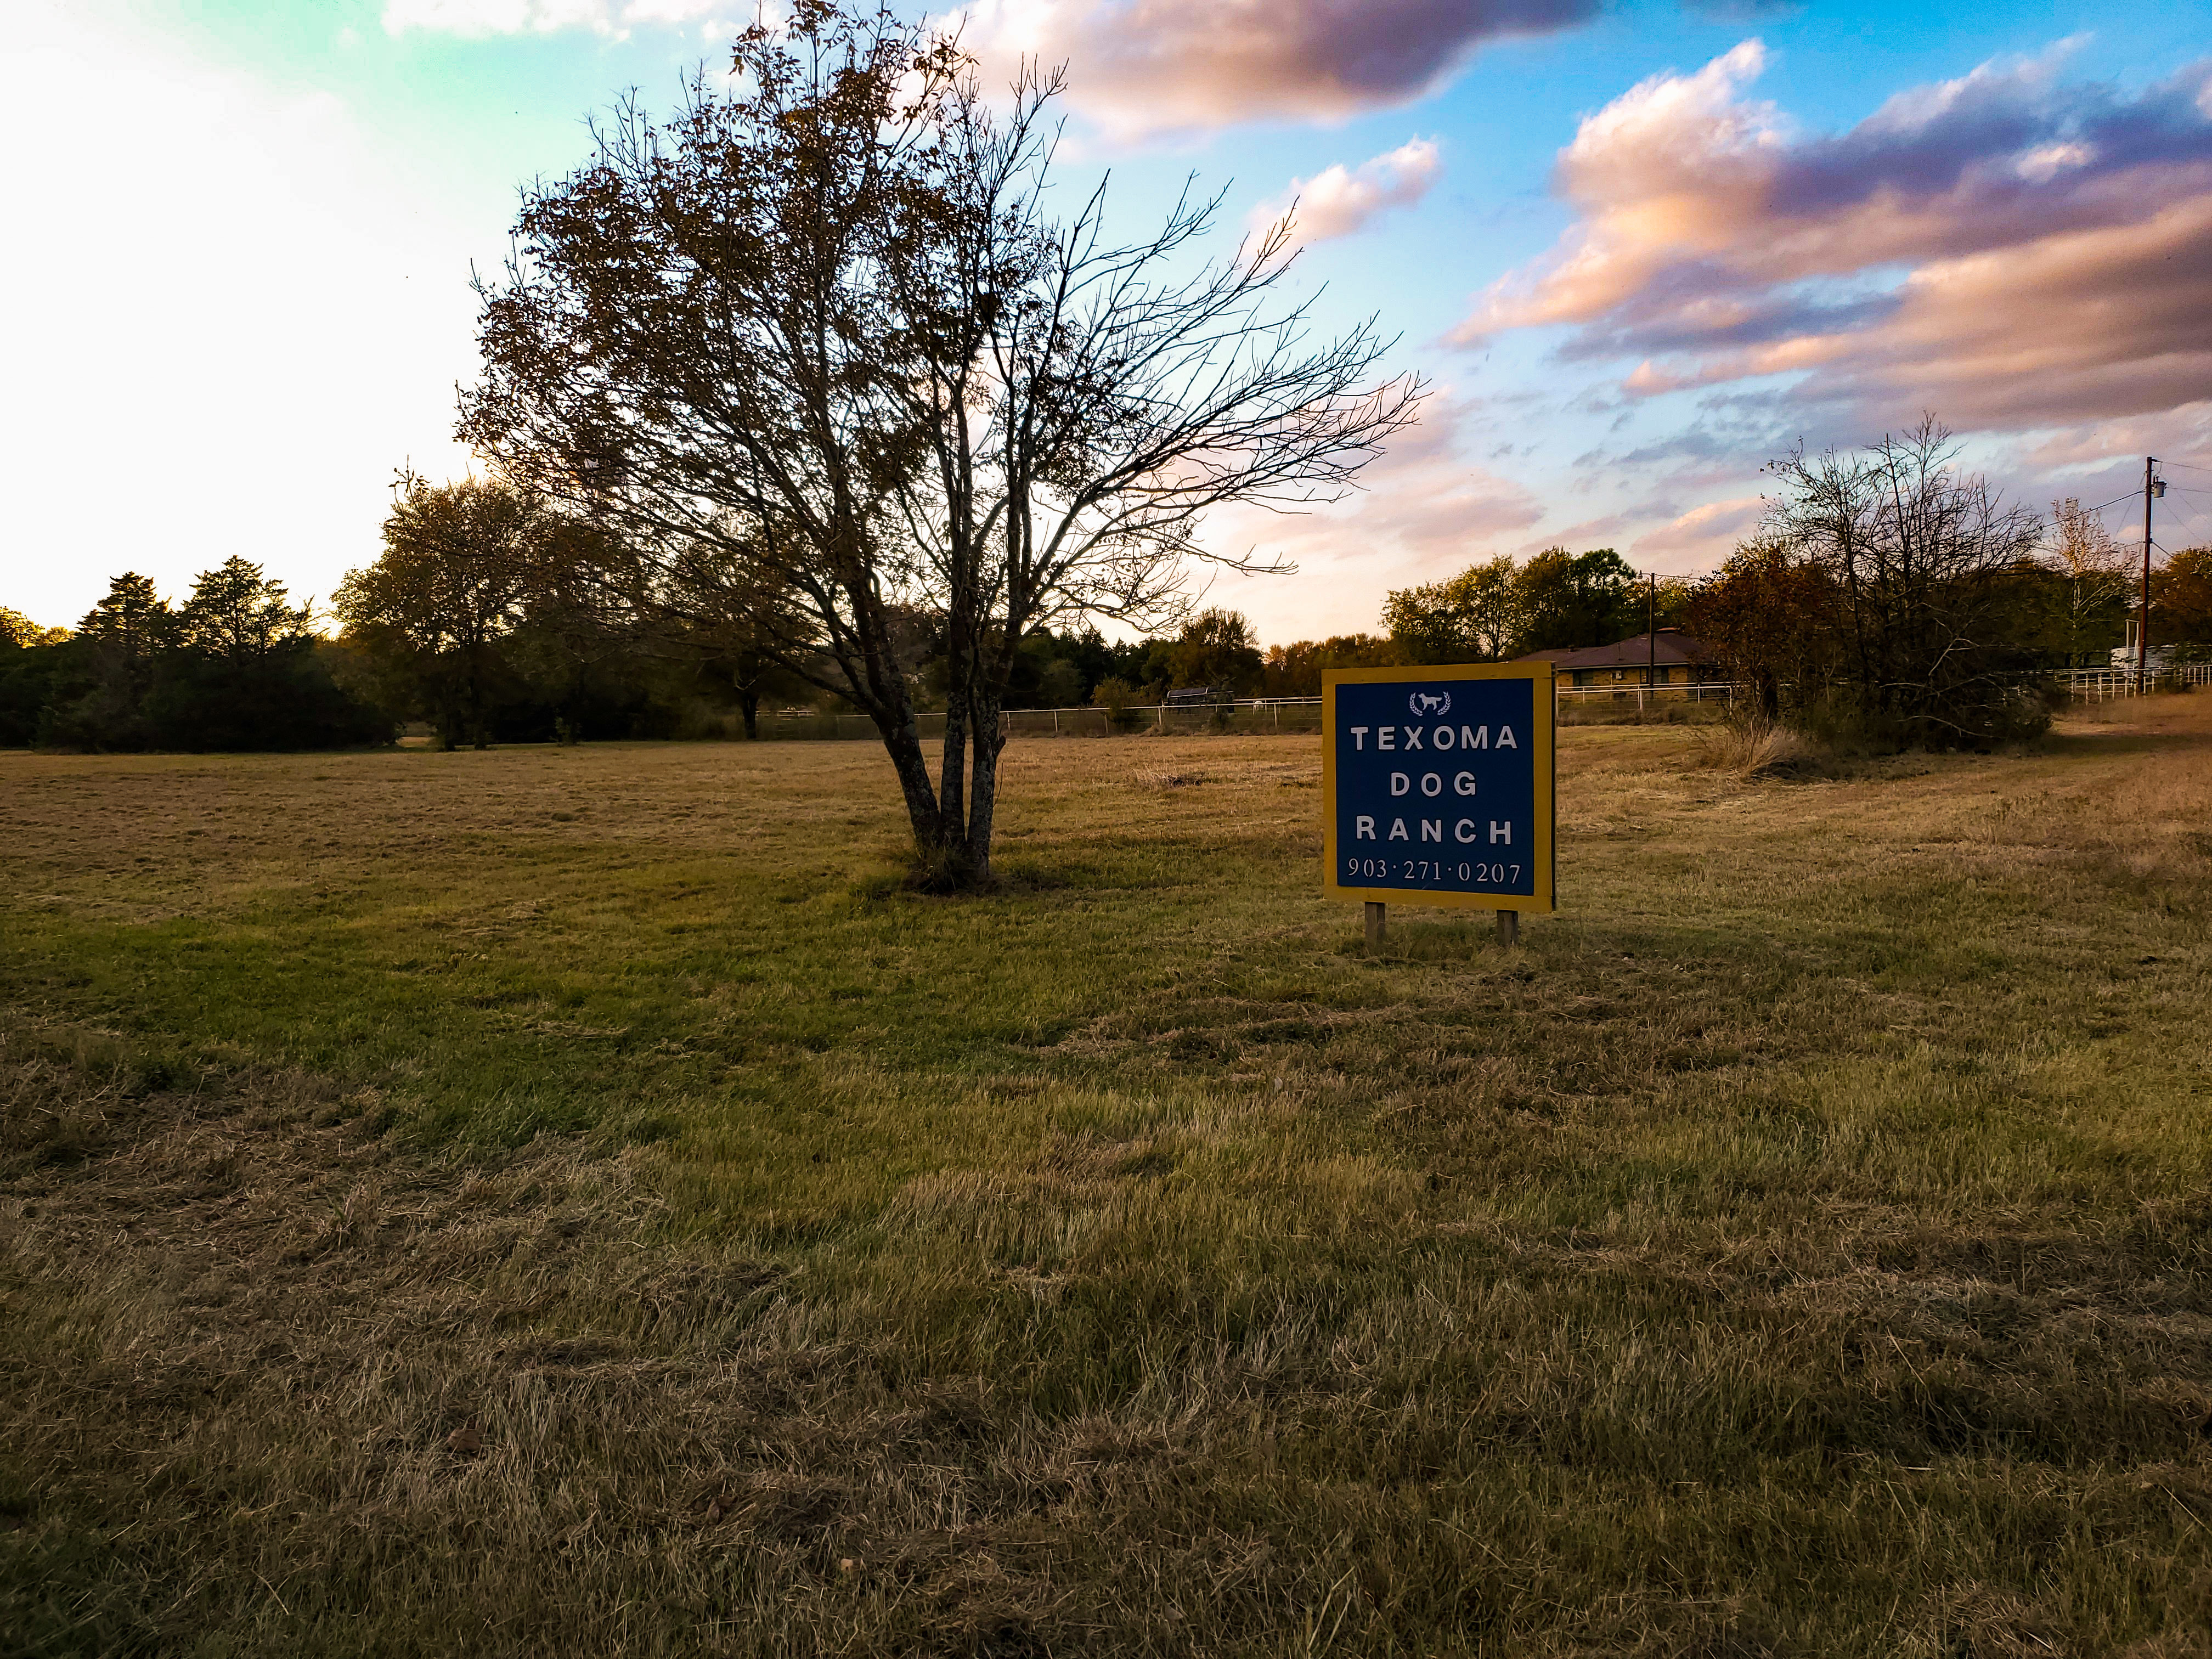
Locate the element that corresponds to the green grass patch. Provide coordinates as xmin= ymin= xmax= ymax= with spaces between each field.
xmin=3 ymin=708 xmax=2211 ymax=1655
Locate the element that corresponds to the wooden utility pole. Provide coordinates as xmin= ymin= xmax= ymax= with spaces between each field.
xmin=1646 ymin=574 xmax=1658 ymax=688
xmin=2138 ymin=458 xmax=2159 ymax=687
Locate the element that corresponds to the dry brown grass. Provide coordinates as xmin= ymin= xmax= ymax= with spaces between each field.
xmin=1692 ymin=714 xmax=1822 ymax=778
xmin=5 ymin=697 xmax=2212 ymax=1655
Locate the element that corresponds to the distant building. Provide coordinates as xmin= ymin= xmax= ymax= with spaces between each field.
xmin=2111 ymin=645 xmax=2181 ymax=672
xmin=1516 ymin=629 xmax=1718 ymax=689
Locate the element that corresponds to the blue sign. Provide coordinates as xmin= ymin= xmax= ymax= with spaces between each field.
xmin=1322 ymin=663 xmax=1555 ymax=911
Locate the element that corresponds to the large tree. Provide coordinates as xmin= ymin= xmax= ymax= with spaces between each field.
xmin=38 ymin=572 xmax=381 ymax=753
xmin=1683 ymin=540 xmax=1842 ymax=720
xmin=1381 ymin=555 xmax=1525 ymax=663
xmin=1 ymin=610 xmax=73 ymax=748
xmin=1382 ymin=548 xmax=1656 ymax=663
xmin=1515 ymin=548 xmax=1640 ymax=653
xmin=63 ymin=572 xmax=177 ymax=744
xmin=335 ymin=475 xmax=541 ymax=749
xmin=1160 ymin=608 xmax=1262 ymax=697
xmin=460 ymin=2 xmax=1419 ymax=884
xmin=2153 ymin=546 xmax=2212 ymax=649
xmin=1 ymin=608 xmax=67 ymax=650
xmin=77 ymin=573 xmax=174 ymax=692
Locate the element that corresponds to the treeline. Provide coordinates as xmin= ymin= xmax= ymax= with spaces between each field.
xmin=0 ymin=539 xmax=1708 ymax=750
xmin=1683 ymin=424 xmax=2212 ymax=745
xmin=1255 ymin=548 xmax=1684 ymax=696
xmin=330 ymin=476 xmax=1266 ymax=746
xmin=332 ymin=476 xmax=1679 ymax=732
xmin=1361 ymin=425 xmax=2212 ymax=747
xmin=0 ymin=565 xmax=385 ymax=752
xmin=332 ymin=476 xmax=1347 ymax=737
xmin=10 ymin=425 xmax=2209 ymax=754
xmin=0 ymin=477 xmax=1287 ymax=752
xmin=949 ymin=549 xmax=1673 ymax=709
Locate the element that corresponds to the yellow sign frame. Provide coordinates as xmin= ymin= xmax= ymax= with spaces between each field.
xmin=1321 ymin=661 xmax=1557 ymax=913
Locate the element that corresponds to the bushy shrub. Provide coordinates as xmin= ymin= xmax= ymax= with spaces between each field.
xmin=1691 ymin=418 xmax=2050 ymax=751
xmin=1092 ymin=675 xmax=1145 ymax=731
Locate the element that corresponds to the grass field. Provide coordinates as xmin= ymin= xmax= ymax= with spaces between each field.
xmin=4 ymin=699 xmax=2212 ymax=1657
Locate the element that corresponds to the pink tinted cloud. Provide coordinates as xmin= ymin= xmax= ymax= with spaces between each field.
xmin=1630 ymin=494 xmax=1767 ymax=560
xmin=2011 ymin=404 xmax=2212 ymax=477
xmin=962 ymin=0 xmax=1597 ymax=138
xmin=1453 ymin=41 xmax=2212 ymax=432
xmin=1199 ymin=393 xmax=1544 ymax=637
xmin=1249 ymin=138 xmax=1443 ymax=244
xmin=1781 ymin=196 xmax=2212 ymax=427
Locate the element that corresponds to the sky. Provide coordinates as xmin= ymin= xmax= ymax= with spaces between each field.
xmin=5 ymin=0 xmax=2211 ymax=646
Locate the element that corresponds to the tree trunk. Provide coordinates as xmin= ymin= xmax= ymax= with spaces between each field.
xmin=964 ymin=682 xmax=1005 ymax=879
xmin=849 ymin=621 xmax=954 ymax=874
xmin=740 ymin=689 xmax=759 ymax=740
xmin=939 ymin=682 xmax=969 ymax=843
xmin=465 ymin=643 xmax=489 ymax=749
xmin=879 ymin=710 xmax=955 ymax=873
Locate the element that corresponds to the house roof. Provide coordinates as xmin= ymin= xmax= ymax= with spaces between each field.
xmin=1516 ymin=629 xmax=1716 ymax=673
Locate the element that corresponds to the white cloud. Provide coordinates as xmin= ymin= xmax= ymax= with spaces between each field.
xmin=2 ymin=1 xmax=482 ymax=629
xmin=1249 ymin=138 xmax=1442 ymax=245
xmin=1630 ymin=494 xmax=1766 ymax=558
xmin=380 ymin=0 xmax=720 ymax=36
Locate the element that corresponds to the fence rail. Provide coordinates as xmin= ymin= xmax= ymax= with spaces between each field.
xmin=760 ymin=682 xmax=1745 ymax=741
xmin=748 ymin=667 xmax=2207 ymax=741
xmin=2055 ymin=664 xmax=2212 ymax=702
xmin=1553 ymin=681 xmax=1737 ymax=707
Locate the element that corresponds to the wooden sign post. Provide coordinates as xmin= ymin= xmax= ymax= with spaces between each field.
xmin=1322 ymin=663 xmax=1556 ymax=940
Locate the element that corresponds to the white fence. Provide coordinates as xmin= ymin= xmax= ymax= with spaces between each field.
xmin=753 ymin=668 xmax=2205 ymax=741
xmin=1554 ymin=681 xmax=1737 ymax=709
xmin=2056 ymin=664 xmax=2212 ymax=702
xmin=1004 ymin=698 xmax=1323 ymax=737
xmin=764 ymin=683 xmax=1741 ymax=741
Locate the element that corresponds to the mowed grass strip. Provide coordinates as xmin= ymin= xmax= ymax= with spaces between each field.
xmin=2 ymin=703 xmax=2210 ymax=1656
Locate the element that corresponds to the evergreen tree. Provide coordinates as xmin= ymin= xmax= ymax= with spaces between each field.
xmin=56 ymin=573 xmax=178 ymax=747
xmin=178 ymin=558 xmax=313 ymax=664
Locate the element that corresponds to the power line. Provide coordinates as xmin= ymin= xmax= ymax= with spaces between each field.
xmin=2081 ymin=489 xmax=2144 ymax=515
xmin=2153 ymin=486 xmax=2212 ymax=544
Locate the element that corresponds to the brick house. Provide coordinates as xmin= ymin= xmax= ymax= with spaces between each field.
xmin=1515 ymin=628 xmax=1718 ymax=689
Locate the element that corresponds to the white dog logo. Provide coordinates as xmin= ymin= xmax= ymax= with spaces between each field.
xmin=1408 ymin=690 xmax=1452 ymax=718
